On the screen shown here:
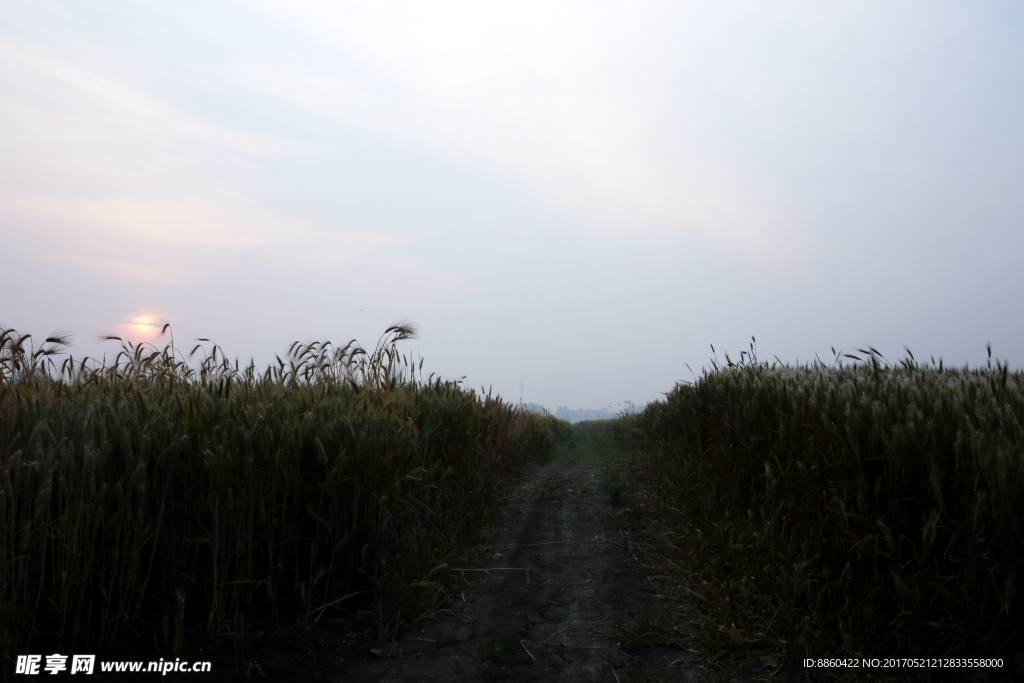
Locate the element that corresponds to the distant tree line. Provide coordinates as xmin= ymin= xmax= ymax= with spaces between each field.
xmin=517 ymin=402 xmax=644 ymax=423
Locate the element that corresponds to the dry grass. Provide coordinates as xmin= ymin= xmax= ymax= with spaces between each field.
xmin=0 ymin=325 xmax=559 ymax=667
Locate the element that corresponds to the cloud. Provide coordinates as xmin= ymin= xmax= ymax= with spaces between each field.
xmin=0 ymin=41 xmax=290 ymax=160
xmin=8 ymin=0 xmax=923 ymax=258
xmin=1 ymin=183 xmax=455 ymax=290
xmin=0 ymin=28 xmax=455 ymax=287
xmin=225 ymin=0 xmax=790 ymax=247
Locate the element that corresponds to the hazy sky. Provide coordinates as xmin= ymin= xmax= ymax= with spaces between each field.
xmin=2 ymin=1 xmax=1022 ymax=409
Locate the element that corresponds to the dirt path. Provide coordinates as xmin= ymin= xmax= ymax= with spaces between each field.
xmin=79 ymin=454 xmax=795 ymax=682
xmin=339 ymin=457 xmax=702 ymax=683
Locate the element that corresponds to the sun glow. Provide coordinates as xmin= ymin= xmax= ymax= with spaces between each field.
xmin=120 ymin=315 xmax=164 ymax=342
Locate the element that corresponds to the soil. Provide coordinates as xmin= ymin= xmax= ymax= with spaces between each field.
xmin=71 ymin=455 xmax=801 ymax=682
xmin=340 ymin=456 xmax=699 ymax=683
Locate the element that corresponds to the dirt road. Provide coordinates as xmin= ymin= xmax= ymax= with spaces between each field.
xmin=85 ymin=453 xmax=796 ymax=682
xmin=340 ymin=456 xmax=703 ymax=682
xmin=82 ymin=453 xmax=795 ymax=682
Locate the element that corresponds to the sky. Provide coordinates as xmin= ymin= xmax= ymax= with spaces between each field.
xmin=2 ymin=1 xmax=1023 ymax=410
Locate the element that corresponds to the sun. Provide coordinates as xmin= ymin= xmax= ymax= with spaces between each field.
xmin=120 ymin=315 xmax=163 ymax=342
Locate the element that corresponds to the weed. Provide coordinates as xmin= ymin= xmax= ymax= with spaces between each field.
xmin=599 ymin=465 xmax=630 ymax=505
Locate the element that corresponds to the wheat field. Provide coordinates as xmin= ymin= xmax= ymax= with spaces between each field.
xmin=0 ymin=325 xmax=559 ymax=665
xmin=630 ymin=343 xmax=1023 ymax=664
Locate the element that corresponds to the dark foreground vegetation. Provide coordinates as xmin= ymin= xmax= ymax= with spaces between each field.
xmin=630 ymin=345 xmax=1023 ymax=678
xmin=0 ymin=326 xmax=560 ymax=674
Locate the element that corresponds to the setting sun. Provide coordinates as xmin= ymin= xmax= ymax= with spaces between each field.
xmin=121 ymin=315 xmax=163 ymax=341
